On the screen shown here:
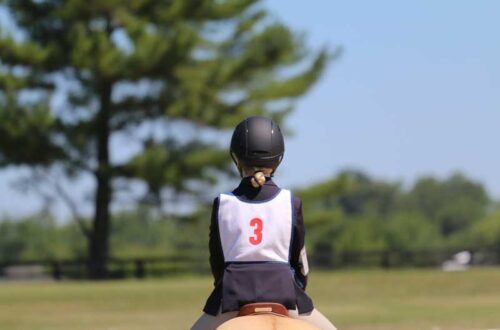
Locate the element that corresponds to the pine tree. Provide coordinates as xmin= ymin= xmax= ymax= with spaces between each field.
xmin=0 ymin=0 xmax=331 ymax=278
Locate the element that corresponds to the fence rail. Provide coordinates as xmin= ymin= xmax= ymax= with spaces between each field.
xmin=310 ymin=246 xmax=500 ymax=269
xmin=0 ymin=254 xmax=210 ymax=280
xmin=1 ymin=247 xmax=499 ymax=280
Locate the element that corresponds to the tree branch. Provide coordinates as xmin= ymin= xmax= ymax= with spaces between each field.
xmin=52 ymin=179 xmax=92 ymax=241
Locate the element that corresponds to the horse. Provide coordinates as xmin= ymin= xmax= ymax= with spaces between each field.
xmin=216 ymin=303 xmax=320 ymax=330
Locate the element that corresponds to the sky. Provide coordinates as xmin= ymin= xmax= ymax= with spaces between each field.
xmin=265 ymin=0 xmax=500 ymax=193
xmin=1 ymin=1 xmax=499 ymax=219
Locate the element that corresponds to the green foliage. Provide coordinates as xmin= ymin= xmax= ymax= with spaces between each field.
xmin=0 ymin=170 xmax=498 ymax=268
xmin=468 ymin=209 xmax=500 ymax=249
xmin=334 ymin=217 xmax=386 ymax=252
xmin=110 ymin=208 xmax=177 ymax=258
xmin=297 ymin=170 xmax=401 ymax=221
xmin=0 ymin=210 xmax=171 ymax=263
xmin=0 ymin=208 xmax=204 ymax=261
xmin=407 ymin=174 xmax=489 ymax=236
xmin=123 ymin=139 xmax=230 ymax=199
xmin=0 ymin=97 xmax=64 ymax=166
xmin=109 ymin=206 xmax=211 ymax=259
xmin=0 ymin=214 xmax=74 ymax=261
xmin=382 ymin=212 xmax=441 ymax=251
xmin=0 ymin=0 xmax=331 ymax=267
xmin=297 ymin=170 xmax=495 ymax=262
xmin=0 ymin=0 xmax=329 ymax=164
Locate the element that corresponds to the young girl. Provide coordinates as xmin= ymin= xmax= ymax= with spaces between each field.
xmin=191 ymin=117 xmax=337 ymax=330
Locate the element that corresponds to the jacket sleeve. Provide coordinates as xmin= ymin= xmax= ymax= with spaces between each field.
xmin=208 ymin=197 xmax=225 ymax=286
xmin=290 ymin=196 xmax=309 ymax=290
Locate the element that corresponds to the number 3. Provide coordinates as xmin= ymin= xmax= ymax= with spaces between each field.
xmin=249 ymin=218 xmax=263 ymax=245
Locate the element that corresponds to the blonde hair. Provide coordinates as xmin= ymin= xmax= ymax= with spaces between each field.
xmin=251 ymin=171 xmax=266 ymax=188
xmin=232 ymin=154 xmax=276 ymax=188
xmin=241 ymin=166 xmax=273 ymax=188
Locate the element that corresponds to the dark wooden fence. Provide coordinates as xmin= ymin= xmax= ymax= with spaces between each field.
xmin=1 ymin=246 xmax=499 ymax=280
xmin=310 ymin=246 xmax=500 ymax=269
xmin=0 ymin=253 xmax=210 ymax=280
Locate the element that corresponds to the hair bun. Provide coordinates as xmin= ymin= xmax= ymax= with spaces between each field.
xmin=251 ymin=171 xmax=266 ymax=188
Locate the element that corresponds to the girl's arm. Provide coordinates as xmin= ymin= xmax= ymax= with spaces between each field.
xmin=290 ymin=197 xmax=309 ymax=289
xmin=208 ymin=197 xmax=225 ymax=285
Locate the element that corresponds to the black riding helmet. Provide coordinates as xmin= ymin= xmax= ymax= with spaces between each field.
xmin=230 ymin=116 xmax=285 ymax=171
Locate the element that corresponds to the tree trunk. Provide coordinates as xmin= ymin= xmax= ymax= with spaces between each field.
xmin=89 ymin=82 xmax=112 ymax=279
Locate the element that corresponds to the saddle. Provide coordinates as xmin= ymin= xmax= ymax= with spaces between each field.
xmin=237 ymin=302 xmax=289 ymax=317
xmin=217 ymin=303 xmax=320 ymax=330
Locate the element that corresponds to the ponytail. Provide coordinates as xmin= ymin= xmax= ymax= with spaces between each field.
xmin=250 ymin=171 xmax=266 ymax=188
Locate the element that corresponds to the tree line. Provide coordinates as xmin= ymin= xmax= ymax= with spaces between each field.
xmin=1 ymin=170 xmax=499 ymax=267
xmin=0 ymin=0 xmax=331 ymax=277
xmin=297 ymin=170 xmax=500 ymax=262
xmin=3 ymin=1 xmax=499 ymax=275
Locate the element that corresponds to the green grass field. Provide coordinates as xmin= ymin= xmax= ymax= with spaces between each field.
xmin=1 ymin=268 xmax=500 ymax=330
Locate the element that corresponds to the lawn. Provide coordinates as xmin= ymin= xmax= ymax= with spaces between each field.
xmin=1 ymin=268 xmax=500 ymax=330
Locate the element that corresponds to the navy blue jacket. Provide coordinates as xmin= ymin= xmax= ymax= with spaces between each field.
xmin=203 ymin=177 xmax=314 ymax=315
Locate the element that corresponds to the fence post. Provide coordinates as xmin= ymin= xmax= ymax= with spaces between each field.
xmin=381 ymin=250 xmax=391 ymax=268
xmin=51 ymin=261 xmax=62 ymax=280
xmin=135 ymin=259 xmax=145 ymax=279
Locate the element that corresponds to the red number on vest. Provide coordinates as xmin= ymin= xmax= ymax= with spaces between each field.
xmin=249 ymin=218 xmax=263 ymax=245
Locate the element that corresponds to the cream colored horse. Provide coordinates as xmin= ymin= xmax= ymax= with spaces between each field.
xmin=216 ymin=303 xmax=320 ymax=330
xmin=217 ymin=314 xmax=320 ymax=330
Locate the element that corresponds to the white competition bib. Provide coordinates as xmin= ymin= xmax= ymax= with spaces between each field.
xmin=218 ymin=189 xmax=293 ymax=263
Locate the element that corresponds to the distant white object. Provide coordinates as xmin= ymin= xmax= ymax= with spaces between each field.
xmin=441 ymin=251 xmax=472 ymax=272
xmin=2 ymin=264 xmax=51 ymax=281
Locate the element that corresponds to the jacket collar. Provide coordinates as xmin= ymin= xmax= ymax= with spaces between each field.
xmin=232 ymin=176 xmax=280 ymax=201
xmin=237 ymin=176 xmax=276 ymax=189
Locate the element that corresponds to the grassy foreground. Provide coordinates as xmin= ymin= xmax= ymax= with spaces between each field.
xmin=1 ymin=268 xmax=500 ymax=330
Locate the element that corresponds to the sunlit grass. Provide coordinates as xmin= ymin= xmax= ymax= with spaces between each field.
xmin=1 ymin=268 xmax=500 ymax=329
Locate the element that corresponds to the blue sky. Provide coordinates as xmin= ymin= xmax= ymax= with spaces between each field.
xmin=1 ymin=1 xmax=499 ymax=219
xmin=266 ymin=0 xmax=500 ymax=194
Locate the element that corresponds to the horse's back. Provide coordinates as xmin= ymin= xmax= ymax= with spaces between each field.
xmin=216 ymin=314 xmax=320 ymax=330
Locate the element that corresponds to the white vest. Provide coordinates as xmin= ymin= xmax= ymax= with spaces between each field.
xmin=218 ymin=189 xmax=293 ymax=263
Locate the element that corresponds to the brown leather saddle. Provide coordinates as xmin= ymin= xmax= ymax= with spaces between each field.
xmin=217 ymin=302 xmax=320 ymax=329
xmin=238 ymin=302 xmax=289 ymax=317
